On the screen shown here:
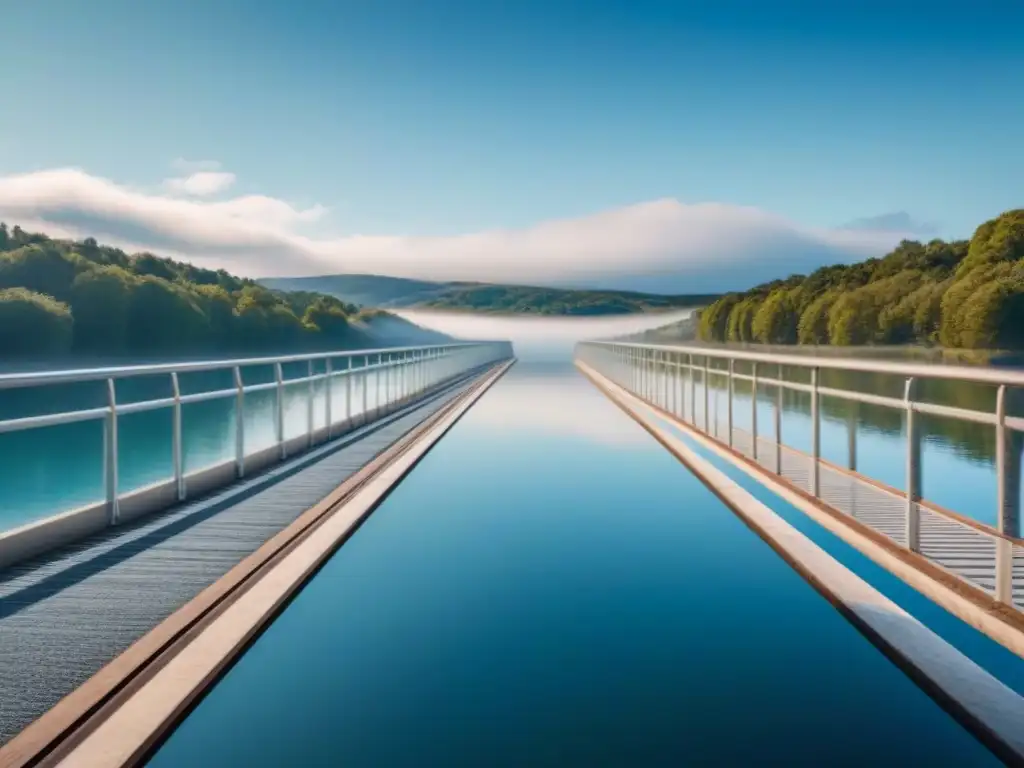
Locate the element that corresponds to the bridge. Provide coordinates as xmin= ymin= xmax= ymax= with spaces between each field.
xmin=0 ymin=340 xmax=1023 ymax=766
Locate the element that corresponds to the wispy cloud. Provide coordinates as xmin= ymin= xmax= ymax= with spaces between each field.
xmin=0 ymin=166 xmax=917 ymax=292
xmin=165 ymin=170 xmax=236 ymax=197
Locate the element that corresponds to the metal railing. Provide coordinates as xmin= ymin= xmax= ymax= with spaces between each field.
xmin=0 ymin=341 xmax=513 ymax=528
xmin=576 ymin=340 xmax=1023 ymax=604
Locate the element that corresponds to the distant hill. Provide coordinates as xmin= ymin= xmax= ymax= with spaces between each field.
xmin=260 ymin=274 xmax=719 ymax=316
xmin=259 ymin=274 xmax=458 ymax=309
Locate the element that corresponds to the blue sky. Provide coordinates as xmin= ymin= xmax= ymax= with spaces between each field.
xmin=0 ymin=0 xmax=1020 ymax=291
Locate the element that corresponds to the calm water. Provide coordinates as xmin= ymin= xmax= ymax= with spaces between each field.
xmin=148 ymin=363 xmax=997 ymax=767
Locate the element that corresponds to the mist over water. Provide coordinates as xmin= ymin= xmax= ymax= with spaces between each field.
xmin=393 ymin=309 xmax=695 ymax=362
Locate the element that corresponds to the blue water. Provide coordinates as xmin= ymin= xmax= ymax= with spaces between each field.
xmin=653 ymin=410 xmax=1024 ymax=699
xmin=148 ymin=363 xmax=998 ymax=767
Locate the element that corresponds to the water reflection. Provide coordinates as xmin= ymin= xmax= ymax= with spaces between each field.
xmin=468 ymin=362 xmax=649 ymax=447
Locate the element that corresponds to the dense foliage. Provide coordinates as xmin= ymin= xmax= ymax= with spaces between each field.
xmin=697 ymin=209 xmax=1024 ymax=350
xmin=0 ymin=224 xmax=403 ymax=360
xmin=421 ymin=285 xmax=719 ymax=315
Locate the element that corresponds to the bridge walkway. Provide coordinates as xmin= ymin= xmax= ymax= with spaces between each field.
xmin=0 ymin=369 xmax=488 ymax=747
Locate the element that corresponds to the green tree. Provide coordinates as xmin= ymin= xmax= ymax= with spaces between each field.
xmin=0 ymin=288 xmax=74 ymax=356
xmin=727 ymin=296 xmax=759 ymax=342
xmin=797 ymin=290 xmax=839 ymax=345
xmin=698 ymin=294 xmax=740 ymax=341
xmin=126 ymin=276 xmax=210 ymax=354
xmin=956 ymin=209 xmax=1024 ymax=276
xmin=0 ymin=245 xmax=86 ymax=301
xmin=69 ymin=266 xmax=135 ymax=353
xmin=752 ymin=287 xmax=799 ymax=344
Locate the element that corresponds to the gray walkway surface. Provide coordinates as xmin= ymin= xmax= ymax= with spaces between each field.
xmin=0 ymin=372 xmax=484 ymax=746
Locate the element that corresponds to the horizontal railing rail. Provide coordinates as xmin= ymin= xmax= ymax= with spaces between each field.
xmin=576 ymin=340 xmax=1022 ymax=606
xmin=0 ymin=341 xmax=514 ymax=537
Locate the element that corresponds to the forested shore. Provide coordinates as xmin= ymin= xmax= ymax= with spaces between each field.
xmin=697 ymin=209 xmax=1024 ymax=350
xmin=0 ymin=224 xmax=437 ymax=361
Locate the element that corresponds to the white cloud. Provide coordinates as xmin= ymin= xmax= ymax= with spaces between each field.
xmin=0 ymin=166 xmax=917 ymax=292
xmin=165 ymin=171 xmax=237 ymax=197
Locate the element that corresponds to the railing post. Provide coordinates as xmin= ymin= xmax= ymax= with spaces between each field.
xmin=170 ymin=372 xmax=185 ymax=501
xmin=307 ymin=360 xmax=315 ymax=448
xmin=676 ymin=353 xmax=683 ymax=417
xmin=376 ymin=353 xmax=382 ymax=416
xmin=688 ymin=354 xmax=695 ymax=425
xmin=104 ymin=378 xmax=120 ymax=525
xmin=343 ymin=357 xmax=352 ymax=428
xmin=703 ymin=358 xmax=710 ymax=433
xmin=751 ymin=362 xmax=758 ymax=461
xmin=727 ymin=358 xmax=734 ymax=447
xmin=775 ymin=366 xmax=783 ymax=474
xmin=847 ymin=404 xmax=857 ymax=471
xmin=233 ymin=366 xmax=245 ymax=478
xmin=810 ymin=367 xmax=820 ymax=497
xmin=662 ymin=351 xmax=669 ymax=408
xmin=325 ymin=358 xmax=333 ymax=439
xmin=275 ymin=362 xmax=286 ymax=459
xmin=995 ymin=385 xmax=1020 ymax=603
xmin=362 ymin=355 xmax=369 ymax=421
xmin=905 ymin=377 xmax=921 ymax=552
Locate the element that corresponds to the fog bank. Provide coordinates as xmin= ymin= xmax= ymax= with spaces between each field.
xmin=393 ymin=309 xmax=695 ymax=361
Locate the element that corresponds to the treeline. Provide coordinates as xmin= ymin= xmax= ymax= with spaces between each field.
xmin=697 ymin=209 xmax=1024 ymax=350
xmin=0 ymin=223 xmax=386 ymax=360
xmin=423 ymin=285 xmax=719 ymax=315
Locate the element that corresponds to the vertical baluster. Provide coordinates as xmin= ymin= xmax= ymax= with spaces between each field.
xmin=847 ymin=404 xmax=857 ymax=471
xmin=703 ymin=358 xmax=710 ymax=433
xmin=810 ymin=367 xmax=820 ymax=497
xmin=171 ymin=372 xmax=185 ymax=501
xmin=904 ymin=377 xmax=921 ymax=552
xmin=774 ymin=366 xmax=783 ymax=474
xmin=996 ymin=385 xmax=1014 ymax=602
xmin=234 ymin=366 xmax=245 ymax=478
xmin=362 ymin=355 xmax=369 ymax=421
xmin=751 ymin=362 xmax=758 ymax=461
xmin=727 ymin=359 xmax=734 ymax=447
xmin=307 ymin=360 xmax=314 ymax=448
xmin=104 ymin=378 xmax=120 ymax=525
xmin=688 ymin=353 xmax=695 ymax=425
xmin=275 ymin=362 xmax=286 ymax=459
xmin=325 ymin=358 xmax=333 ymax=439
